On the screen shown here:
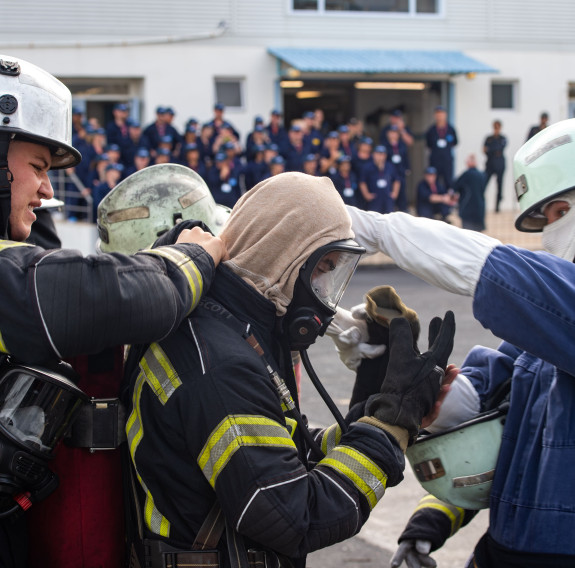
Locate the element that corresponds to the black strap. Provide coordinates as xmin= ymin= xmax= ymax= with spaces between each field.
xmin=0 ymin=132 xmax=12 ymax=239
xmin=192 ymin=501 xmax=225 ymax=551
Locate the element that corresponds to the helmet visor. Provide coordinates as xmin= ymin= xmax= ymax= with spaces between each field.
xmin=307 ymin=240 xmax=364 ymax=311
xmin=0 ymin=365 xmax=87 ymax=457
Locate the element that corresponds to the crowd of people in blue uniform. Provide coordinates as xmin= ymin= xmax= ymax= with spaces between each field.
xmin=65 ymin=101 xmax=503 ymax=228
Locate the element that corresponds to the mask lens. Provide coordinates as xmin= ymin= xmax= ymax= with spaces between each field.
xmin=310 ymin=250 xmax=361 ymax=310
xmin=0 ymin=367 xmax=87 ymax=457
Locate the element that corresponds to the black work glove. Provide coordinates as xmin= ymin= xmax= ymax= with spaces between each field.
xmin=365 ymin=311 xmax=455 ymax=446
xmin=397 ymin=495 xmax=478 ymax=555
xmin=152 ymin=219 xmax=212 ymax=248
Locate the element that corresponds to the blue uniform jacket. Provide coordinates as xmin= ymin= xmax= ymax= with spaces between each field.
xmin=466 ymin=245 xmax=575 ymax=555
xmin=360 ymin=161 xmax=398 ymax=214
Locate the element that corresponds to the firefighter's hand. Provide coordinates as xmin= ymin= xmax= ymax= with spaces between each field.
xmin=176 ymin=226 xmax=228 ymax=265
xmin=421 ymin=364 xmax=458 ymax=429
xmin=365 ymin=311 xmax=455 ymax=446
xmin=390 ymin=540 xmax=436 ymax=568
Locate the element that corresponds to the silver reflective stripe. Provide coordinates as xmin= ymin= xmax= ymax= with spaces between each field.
xmin=319 ymin=445 xmax=387 ymax=510
xmin=198 ymin=415 xmax=296 ymax=488
xmin=453 ymin=469 xmax=495 ymax=488
xmin=139 ymin=343 xmax=181 ymax=405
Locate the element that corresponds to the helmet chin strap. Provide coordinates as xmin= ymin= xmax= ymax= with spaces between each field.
xmin=0 ymin=133 xmax=12 ymax=239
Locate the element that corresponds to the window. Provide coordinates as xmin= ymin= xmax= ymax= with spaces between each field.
xmin=293 ymin=0 xmax=439 ymax=14
xmin=214 ymin=78 xmax=244 ymax=109
xmin=491 ymin=82 xmax=515 ymax=110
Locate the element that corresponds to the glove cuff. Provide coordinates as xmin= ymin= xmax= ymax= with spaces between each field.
xmin=358 ymin=416 xmax=409 ymax=452
xmin=364 ymin=286 xmax=420 ymax=340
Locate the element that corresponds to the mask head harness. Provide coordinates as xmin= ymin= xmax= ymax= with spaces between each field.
xmin=0 ymin=356 xmax=88 ymax=518
xmin=285 ymin=239 xmax=365 ymax=351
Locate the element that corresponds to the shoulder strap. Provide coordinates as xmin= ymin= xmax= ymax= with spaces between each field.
xmin=192 ymin=501 xmax=225 ymax=551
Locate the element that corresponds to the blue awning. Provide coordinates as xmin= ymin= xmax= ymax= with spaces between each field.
xmin=268 ymin=47 xmax=497 ymax=75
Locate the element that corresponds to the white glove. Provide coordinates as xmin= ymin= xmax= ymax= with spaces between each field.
xmin=390 ymin=540 xmax=436 ymax=568
xmin=325 ymin=306 xmax=387 ymax=371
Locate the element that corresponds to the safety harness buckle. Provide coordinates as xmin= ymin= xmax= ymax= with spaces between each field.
xmin=65 ymin=397 xmax=127 ymax=452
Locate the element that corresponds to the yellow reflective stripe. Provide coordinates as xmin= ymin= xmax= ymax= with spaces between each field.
xmin=320 ymin=445 xmax=387 ymax=510
xmin=144 ymin=491 xmax=171 ymax=537
xmin=198 ymin=415 xmax=297 ymax=488
xmin=126 ymin=369 xmax=171 ymax=537
xmin=139 ymin=343 xmax=181 ymax=405
xmin=415 ymin=495 xmax=465 ymax=536
xmin=320 ymin=424 xmax=342 ymax=455
xmin=0 ymin=240 xmax=32 ymax=252
xmin=126 ymin=371 xmax=146 ymax=457
xmin=141 ymin=247 xmax=203 ymax=315
xmin=285 ymin=417 xmax=298 ymax=438
xmin=0 ymin=329 xmax=9 ymax=354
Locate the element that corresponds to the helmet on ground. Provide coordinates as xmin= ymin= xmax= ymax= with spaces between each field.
xmin=406 ymin=406 xmax=508 ymax=510
xmin=514 ymin=118 xmax=575 ymax=232
xmin=0 ymin=54 xmax=81 ymax=169
xmin=97 ymin=163 xmax=230 ymax=254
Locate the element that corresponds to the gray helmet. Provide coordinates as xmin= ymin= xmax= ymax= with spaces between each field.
xmin=406 ymin=407 xmax=507 ymax=510
xmin=97 ymin=163 xmax=230 ymax=254
xmin=0 ymin=54 xmax=81 ymax=169
xmin=514 ymin=118 xmax=575 ymax=232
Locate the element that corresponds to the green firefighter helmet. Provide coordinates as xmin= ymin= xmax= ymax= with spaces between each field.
xmin=514 ymin=118 xmax=575 ymax=232
xmin=97 ymin=163 xmax=230 ymax=254
xmin=406 ymin=407 xmax=507 ymax=510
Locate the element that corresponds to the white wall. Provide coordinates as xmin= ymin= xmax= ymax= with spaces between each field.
xmin=454 ymin=50 xmax=575 ymax=211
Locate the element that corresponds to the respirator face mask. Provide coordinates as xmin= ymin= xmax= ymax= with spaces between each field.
xmin=0 ymin=358 xmax=87 ymax=518
xmin=285 ymin=239 xmax=365 ymax=351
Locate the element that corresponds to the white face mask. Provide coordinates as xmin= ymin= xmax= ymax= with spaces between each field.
xmin=541 ymin=193 xmax=575 ymax=262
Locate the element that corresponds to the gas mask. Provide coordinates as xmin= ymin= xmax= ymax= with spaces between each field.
xmin=285 ymin=239 xmax=365 ymax=351
xmin=0 ymin=357 xmax=87 ymax=518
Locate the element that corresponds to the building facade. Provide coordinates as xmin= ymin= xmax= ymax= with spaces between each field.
xmin=2 ymin=0 xmax=575 ymax=210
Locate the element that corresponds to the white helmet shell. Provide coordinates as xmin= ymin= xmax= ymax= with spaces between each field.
xmin=97 ymin=163 xmax=230 ymax=254
xmin=0 ymin=54 xmax=80 ymax=169
xmin=514 ymin=118 xmax=575 ymax=232
xmin=406 ymin=407 xmax=507 ymax=510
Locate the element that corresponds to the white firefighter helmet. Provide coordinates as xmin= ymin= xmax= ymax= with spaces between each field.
xmin=97 ymin=163 xmax=230 ymax=254
xmin=406 ymin=406 xmax=508 ymax=510
xmin=514 ymin=118 xmax=575 ymax=232
xmin=0 ymin=54 xmax=81 ymax=169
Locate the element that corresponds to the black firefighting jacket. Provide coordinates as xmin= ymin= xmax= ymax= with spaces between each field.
xmin=0 ymin=238 xmax=214 ymax=363
xmin=126 ymin=265 xmax=405 ymax=567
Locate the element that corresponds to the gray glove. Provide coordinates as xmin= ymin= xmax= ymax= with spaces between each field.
xmin=366 ymin=311 xmax=455 ymax=445
xmin=390 ymin=540 xmax=436 ymax=568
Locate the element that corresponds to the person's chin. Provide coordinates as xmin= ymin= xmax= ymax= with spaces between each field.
xmin=10 ymin=222 xmax=31 ymax=242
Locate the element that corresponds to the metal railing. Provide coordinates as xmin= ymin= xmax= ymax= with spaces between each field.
xmin=49 ymin=170 xmax=95 ymax=223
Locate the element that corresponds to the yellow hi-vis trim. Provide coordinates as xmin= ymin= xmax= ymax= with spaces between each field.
xmin=320 ymin=445 xmax=387 ymax=510
xmin=140 ymin=246 xmax=203 ymax=315
xmin=198 ymin=415 xmax=297 ymax=488
xmin=320 ymin=423 xmax=342 ymax=455
xmin=285 ymin=417 xmax=298 ymax=438
xmin=414 ymin=495 xmax=466 ymax=536
xmin=139 ymin=343 xmax=181 ymax=405
xmin=0 ymin=241 xmax=33 ymax=252
xmin=126 ymin=369 xmax=171 ymax=537
xmin=0 ymin=329 xmax=9 ymax=354
xmin=144 ymin=491 xmax=171 ymax=537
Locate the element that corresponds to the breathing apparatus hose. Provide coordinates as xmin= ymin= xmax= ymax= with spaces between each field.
xmin=300 ymin=349 xmax=349 ymax=435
